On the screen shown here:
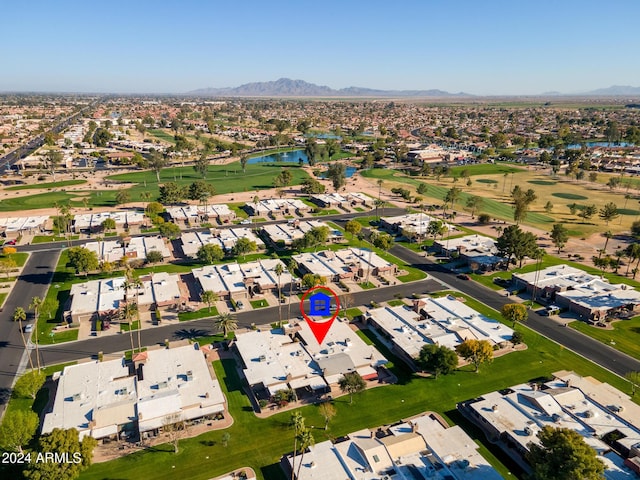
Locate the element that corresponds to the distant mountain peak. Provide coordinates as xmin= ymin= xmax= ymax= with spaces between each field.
xmin=187 ymin=78 xmax=471 ymax=98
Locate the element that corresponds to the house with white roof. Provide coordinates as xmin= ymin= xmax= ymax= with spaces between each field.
xmin=42 ymin=344 xmax=226 ymax=441
xmin=380 ymin=213 xmax=450 ymax=240
xmin=365 ymin=296 xmax=513 ymax=369
xmin=293 ymin=248 xmax=396 ymax=283
xmin=180 ymin=228 xmax=264 ymax=258
xmin=261 ymin=220 xmax=340 ymax=247
xmin=513 ymin=264 xmax=640 ymax=321
xmin=244 ymin=198 xmax=310 ymax=217
xmin=460 ymin=371 xmax=640 ymax=478
xmin=285 ymin=412 xmax=502 ymax=480
xmin=435 ymin=234 xmax=507 ymax=271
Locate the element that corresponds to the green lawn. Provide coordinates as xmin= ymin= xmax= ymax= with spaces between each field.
xmin=4 ymin=179 xmax=87 ymax=190
xmin=250 ymin=299 xmax=269 ymax=309
xmin=32 ymin=235 xmax=76 ymax=244
xmin=1 ymin=252 xmax=29 ymax=267
xmin=178 ymin=307 xmax=219 ymax=322
xmin=449 ymin=164 xmax=524 ymax=177
xmin=387 ymin=299 xmax=406 ymax=307
xmin=359 ymin=281 xmax=376 ymax=290
xmin=0 ymin=292 xmax=7 ymax=307
xmin=120 ymin=320 xmax=141 ymax=332
xmin=344 ymin=307 xmax=363 ymax=320
xmin=0 ymin=162 xmax=310 ymax=212
xmin=571 ymin=316 xmax=640 ymax=360
xmin=79 ymin=294 xmax=640 ymax=480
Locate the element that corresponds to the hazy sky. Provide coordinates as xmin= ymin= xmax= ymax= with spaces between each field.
xmin=2 ymin=0 xmax=638 ymax=95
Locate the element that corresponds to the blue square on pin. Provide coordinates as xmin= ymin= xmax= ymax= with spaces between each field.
xmin=309 ymin=292 xmax=331 ymax=316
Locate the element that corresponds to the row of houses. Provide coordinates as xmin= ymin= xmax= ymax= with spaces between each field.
xmin=245 ymin=198 xmax=311 ymax=217
xmin=85 ymin=236 xmax=171 ymax=263
xmin=293 ymin=248 xmax=396 ymax=283
xmin=73 ymin=211 xmax=146 ymax=233
xmin=380 ymin=213 xmax=451 ymax=240
xmin=461 ymin=371 xmax=640 ymax=478
xmin=285 ymin=411 xmax=501 ymax=480
xmin=66 ymin=272 xmax=184 ymax=324
xmin=192 ymin=258 xmax=294 ymax=300
xmin=180 ymin=228 xmax=265 ymax=258
xmin=309 ymin=192 xmax=372 ymax=209
xmin=513 ymin=264 xmax=640 ymax=321
xmin=166 ymin=204 xmax=235 ymax=225
xmin=0 ymin=215 xmax=49 ymax=238
xmin=260 ymin=220 xmax=341 ymax=247
xmin=365 ymin=297 xmax=514 ymax=369
xmin=234 ymin=318 xmax=387 ymax=400
xmin=42 ymin=343 xmax=226 ymax=442
xmin=435 ymin=234 xmax=508 ymax=272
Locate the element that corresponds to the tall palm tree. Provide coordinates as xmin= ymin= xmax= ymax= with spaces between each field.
xmin=121 ymin=302 xmax=137 ymax=354
xmin=215 ymin=312 xmax=238 ymax=339
xmin=295 ymin=428 xmax=315 ymax=480
xmin=29 ymin=297 xmax=43 ymax=370
xmin=625 ymin=243 xmax=640 ymax=276
xmin=274 ymin=263 xmax=284 ymax=326
xmin=132 ymin=276 xmax=143 ymax=353
xmin=286 ymin=259 xmax=298 ymax=321
xmin=530 ymin=248 xmax=546 ymax=303
xmin=289 ymin=412 xmax=305 ymax=480
xmin=600 ymin=230 xmax=613 ymax=258
xmin=13 ymin=307 xmax=34 ymax=370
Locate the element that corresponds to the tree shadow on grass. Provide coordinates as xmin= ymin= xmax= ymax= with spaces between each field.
xmin=261 ymin=462 xmax=288 ymax=480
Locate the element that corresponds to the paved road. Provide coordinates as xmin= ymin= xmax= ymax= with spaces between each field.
xmin=0 ymin=250 xmax=60 ymax=414
xmin=384 ymin=243 xmax=640 ymax=378
xmin=37 ymin=278 xmax=444 ymax=366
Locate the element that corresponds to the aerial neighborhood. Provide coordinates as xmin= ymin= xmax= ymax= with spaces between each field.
xmin=2 ymin=73 xmax=640 ymax=480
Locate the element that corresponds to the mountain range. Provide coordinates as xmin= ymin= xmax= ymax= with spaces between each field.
xmin=187 ymin=78 xmax=471 ymax=97
xmin=186 ymin=78 xmax=640 ymax=98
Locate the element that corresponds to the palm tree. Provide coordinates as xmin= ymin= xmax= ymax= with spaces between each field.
xmin=141 ymin=191 xmax=152 ymax=211
xmin=286 ymin=259 xmax=298 ymax=321
xmin=200 ymin=290 xmax=219 ymax=313
xmin=13 ymin=307 xmax=34 ymax=370
xmin=274 ymin=263 xmax=284 ymax=326
xmin=600 ymin=230 xmax=613 ymax=258
xmin=626 ymin=243 xmax=640 ymax=276
xmin=29 ymin=297 xmax=43 ymax=370
xmin=289 ymin=412 xmax=305 ymax=480
xmin=132 ymin=276 xmax=143 ymax=353
xmin=530 ymin=248 xmax=546 ymax=303
xmin=121 ymin=302 xmax=138 ymax=354
xmin=215 ymin=312 xmax=238 ymax=339
xmin=295 ymin=428 xmax=315 ymax=480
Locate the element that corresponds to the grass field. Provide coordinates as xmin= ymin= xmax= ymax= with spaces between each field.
xmin=178 ymin=307 xmax=219 ymax=322
xmin=1 ymin=252 xmax=28 ymax=267
xmin=362 ymin=166 xmax=640 ymax=237
xmin=78 ymin=296 xmax=639 ymax=480
xmin=0 ymin=161 xmax=310 ymax=212
xmin=4 ymin=179 xmax=87 ymax=191
xmin=570 ymin=316 xmax=640 ymax=360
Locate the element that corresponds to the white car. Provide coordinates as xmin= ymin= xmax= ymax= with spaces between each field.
xmin=240 ymin=219 xmax=252 ymax=225
xmin=24 ymin=324 xmax=34 ymax=333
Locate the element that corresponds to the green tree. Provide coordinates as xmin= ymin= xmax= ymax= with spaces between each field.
xmin=29 ymin=296 xmax=44 ymax=370
xmin=240 ymin=155 xmax=248 ymax=173
xmin=216 ymin=312 xmax=238 ymax=339
xmin=580 ymin=204 xmax=597 ymax=221
xmin=372 ymin=232 xmax=394 ymax=250
xmin=197 ymin=243 xmax=225 ymax=264
xmin=23 ymin=428 xmax=97 ymax=480
xmin=496 ymin=225 xmax=538 ymax=268
xmin=101 ymin=217 xmax=116 ymax=232
xmin=115 ymin=189 xmax=130 ymax=206
xmin=338 ymin=372 xmax=366 ymax=404
xmin=289 ymin=412 xmax=305 ymax=480
xmin=145 ymin=250 xmax=164 ymax=264
xmin=0 ymin=409 xmax=39 ymax=453
xmin=145 ymin=201 xmax=164 ymax=217
xmin=526 ymin=426 xmax=605 ymax=480
xmin=302 ymin=273 xmax=325 ymax=289
xmin=12 ymin=369 xmax=45 ymax=400
xmin=318 ymin=402 xmax=337 ymax=431
xmin=274 ymin=169 xmax=293 ymax=187
xmin=44 ymin=149 xmax=63 ymax=181
xmin=187 ymin=180 xmax=215 ymax=201
xmin=92 ymin=127 xmax=112 ymax=147
xmin=13 ymin=307 xmax=33 ymax=369
xmin=149 ymin=150 xmax=168 ymax=182
xmin=416 ymin=183 xmax=428 ymax=195
xmin=599 ymin=202 xmax=619 ymax=225
xmin=193 ymin=154 xmax=209 ymax=179
xmin=295 ymin=427 xmax=315 ymax=480
xmin=232 ymin=237 xmax=257 ymax=259
xmin=455 ymin=339 xmax=493 ymax=372
xmin=326 ymin=163 xmax=347 ymax=190
xmin=200 ymin=290 xmax=219 ymax=313
xmin=544 ymin=201 xmax=554 ymax=214
xmin=344 ymin=219 xmax=362 ymax=238
xmin=157 ymin=222 xmax=181 ymax=240
xmin=158 ymin=182 xmax=185 ymax=204
xmin=444 ymin=186 xmax=462 ymax=210
xmin=67 ymin=246 xmax=99 ymax=276
xmin=415 ymin=344 xmax=458 ymax=378
xmin=465 ymin=195 xmax=484 ymax=218
xmin=300 ymin=178 xmax=325 ymax=194
xmin=550 ymin=223 xmax=569 ymax=254
xmin=501 ymin=303 xmax=528 ymax=327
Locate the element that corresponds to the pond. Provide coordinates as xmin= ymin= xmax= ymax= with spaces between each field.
xmin=247 ymin=150 xmax=309 ymax=165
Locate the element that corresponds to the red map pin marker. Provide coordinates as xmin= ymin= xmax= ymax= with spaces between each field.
xmin=299 ymin=286 xmax=341 ymax=345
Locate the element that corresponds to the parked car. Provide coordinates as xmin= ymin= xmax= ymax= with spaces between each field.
xmin=24 ymin=324 xmax=34 ymax=333
xmin=457 ymin=274 xmax=471 ymax=281
xmin=236 ymin=300 xmax=244 ymax=310
xmin=240 ymin=219 xmax=252 ymax=225
xmin=5 ymin=239 xmax=16 ymax=245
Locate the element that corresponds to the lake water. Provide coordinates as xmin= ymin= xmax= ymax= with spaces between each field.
xmin=567 ymin=142 xmax=635 ymax=149
xmin=247 ymin=149 xmax=357 ymax=177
